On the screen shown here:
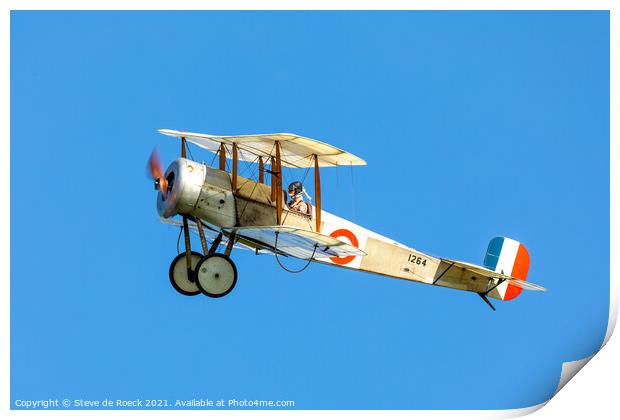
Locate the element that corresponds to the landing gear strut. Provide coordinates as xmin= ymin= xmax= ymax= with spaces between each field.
xmin=168 ymin=215 xmax=238 ymax=298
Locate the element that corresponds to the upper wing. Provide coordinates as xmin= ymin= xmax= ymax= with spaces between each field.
xmin=225 ymin=226 xmax=367 ymax=260
xmin=158 ymin=128 xmax=367 ymax=168
xmin=442 ymin=258 xmax=547 ymax=292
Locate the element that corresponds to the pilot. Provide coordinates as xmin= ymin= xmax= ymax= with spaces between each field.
xmin=287 ymin=181 xmax=310 ymax=214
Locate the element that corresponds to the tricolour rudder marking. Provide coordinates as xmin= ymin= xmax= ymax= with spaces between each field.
xmin=483 ymin=237 xmax=530 ymax=301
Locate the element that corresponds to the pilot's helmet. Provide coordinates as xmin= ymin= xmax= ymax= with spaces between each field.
xmin=287 ymin=181 xmax=303 ymax=196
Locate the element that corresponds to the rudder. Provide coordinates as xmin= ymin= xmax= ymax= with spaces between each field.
xmin=483 ymin=237 xmax=530 ymax=300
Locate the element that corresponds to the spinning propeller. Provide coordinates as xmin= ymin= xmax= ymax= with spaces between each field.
xmin=147 ymin=149 xmax=169 ymax=200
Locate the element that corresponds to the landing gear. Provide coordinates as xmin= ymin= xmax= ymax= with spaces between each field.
xmin=169 ymin=212 xmax=238 ymax=298
xmin=168 ymin=251 xmax=203 ymax=296
xmin=195 ymin=253 xmax=238 ymax=298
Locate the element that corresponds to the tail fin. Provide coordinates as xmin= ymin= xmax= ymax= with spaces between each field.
xmin=483 ymin=237 xmax=530 ymax=300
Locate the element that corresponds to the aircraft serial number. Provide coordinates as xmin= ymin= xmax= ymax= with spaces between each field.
xmin=408 ymin=254 xmax=427 ymax=266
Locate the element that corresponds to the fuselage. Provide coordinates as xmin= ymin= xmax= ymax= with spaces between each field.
xmin=157 ymin=158 xmax=501 ymax=297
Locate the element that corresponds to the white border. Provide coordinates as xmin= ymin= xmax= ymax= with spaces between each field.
xmin=3 ymin=2 xmax=616 ymax=419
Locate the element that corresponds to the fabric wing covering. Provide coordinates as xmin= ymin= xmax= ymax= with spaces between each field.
xmin=158 ymin=217 xmax=252 ymax=252
xmin=158 ymin=129 xmax=367 ymax=168
xmin=226 ymin=226 xmax=367 ymax=260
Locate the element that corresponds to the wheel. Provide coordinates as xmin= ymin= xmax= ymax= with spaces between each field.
xmin=169 ymin=251 xmax=203 ymax=296
xmin=194 ymin=253 xmax=238 ymax=298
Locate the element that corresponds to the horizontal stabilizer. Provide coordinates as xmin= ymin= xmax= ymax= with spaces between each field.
xmin=505 ymin=278 xmax=547 ymax=292
xmin=441 ymin=258 xmax=546 ymax=293
xmin=442 ymin=258 xmax=514 ymax=280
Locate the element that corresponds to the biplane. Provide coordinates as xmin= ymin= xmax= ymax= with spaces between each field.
xmin=148 ymin=129 xmax=546 ymax=310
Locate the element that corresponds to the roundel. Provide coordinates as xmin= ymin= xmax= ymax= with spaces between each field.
xmin=329 ymin=228 xmax=359 ymax=265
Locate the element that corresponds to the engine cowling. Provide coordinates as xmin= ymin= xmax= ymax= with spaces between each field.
xmin=157 ymin=158 xmax=236 ymax=228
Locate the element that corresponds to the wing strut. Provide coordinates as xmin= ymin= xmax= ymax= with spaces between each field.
xmin=275 ymin=142 xmax=283 ymax=224
xmin=270 ymin=156 xmax=277 ymax=201
xmin=432 ymin=262 xmax=455 ymax=285
xmin=232 ymin=143 xmax=238 ymax=190
xmin=314 ymin=154 xmax=322 ymax=232
xmin=477 ymin=292 xmax=496 ymax=311
xmin=484 ymin=278 xmax=506 ymax=295
xmin=258 ymin=157 xmax=265 ymax=184
xmin=219 ymin=143 xmax=226 ymax=170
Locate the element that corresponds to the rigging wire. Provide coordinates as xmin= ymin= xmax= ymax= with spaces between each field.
xmin=283 ymin=154 xmax=313 ymax=195
xmin=240 ymin=156 xmax=259 ymax=179
xmin=226 ymin=146 xmax=231 ymax=172
xmin=350 ymin=161 xmax=356 ymax=220
xmin=273 ymin=232 xmax=318 ymax=273
xmin=335 ymin=164 xmax=340 ymax=207
xmin=237 ymin=173 xmax=261 ymax=222
xmin=186 ymin=142 xmax=195 ymax=161
xmin=236 ymin=145 xmax=274 ymax=222
xmin=299 ymin=155 xmax=313 ymax=185
xmin=208 ymin=148 xmax=217 ymax=167
xmin=176 ymin=226 xmax=183 ymax=254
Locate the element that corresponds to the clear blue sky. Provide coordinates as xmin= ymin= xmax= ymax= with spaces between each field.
xmin=11 ymin=11 xmax=609 ymax=409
